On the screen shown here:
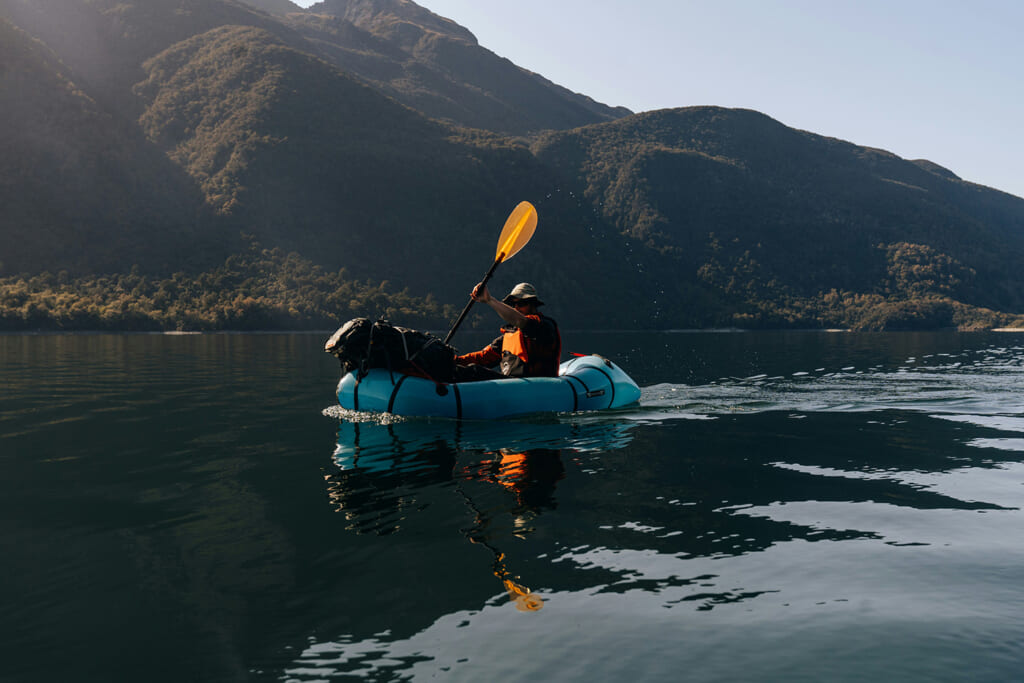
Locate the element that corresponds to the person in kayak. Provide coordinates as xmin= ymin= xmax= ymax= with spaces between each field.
xmin=455 ymin=282 xmax=562 ymax=379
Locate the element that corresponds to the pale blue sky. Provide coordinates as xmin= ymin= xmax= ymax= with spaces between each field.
xmin=294 ymin=1 xmax=1023 ymax=199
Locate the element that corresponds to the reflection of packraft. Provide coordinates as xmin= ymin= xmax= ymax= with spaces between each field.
xmin=324 ymin=318 xmax=455 ymax=383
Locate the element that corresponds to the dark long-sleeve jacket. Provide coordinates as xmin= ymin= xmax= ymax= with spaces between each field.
xmin=456 ymin=313 xmax=561 ymax=377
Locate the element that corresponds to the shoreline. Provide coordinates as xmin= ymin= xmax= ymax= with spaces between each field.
xmin=4 ymin=327 xmax=1024 ymax=336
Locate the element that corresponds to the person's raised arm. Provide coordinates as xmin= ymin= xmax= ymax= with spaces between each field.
xmin=471 ymin=283 xmax=530 ymax=328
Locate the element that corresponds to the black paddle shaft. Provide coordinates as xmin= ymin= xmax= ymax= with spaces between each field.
xmin=443 ymin=253 xmax=504 ymax=345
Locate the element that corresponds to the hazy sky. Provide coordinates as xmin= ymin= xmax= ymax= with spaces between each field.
xmin=294 ymin=1 xmax=1023 ymax=199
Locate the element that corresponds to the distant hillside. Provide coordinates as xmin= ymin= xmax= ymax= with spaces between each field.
xmin=243 ymin=0 xmax=303 ymax=15
xmin=311 ymin=0 xmax=476 ymax=44
xmin=0 ymin=0 xmax=638 ymax=307
xmin=129 ymin=22 xmax=599 ymax=308
xmin=0 ymin=16 xmax=227 ymax=275
xmin=0 ymin=0 xmax=291 ymax=112
xmin=0 ymin=0 xmax=628 ymax=134
xmin=2 ymin=0 xmax=1024 ymax=332
xmin=286 ymin=0 xmax=631 ymax=134
xmin=534 ymin=107 xmax=1024 ymax=326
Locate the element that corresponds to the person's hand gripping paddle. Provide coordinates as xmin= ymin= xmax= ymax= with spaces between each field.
xmin=443 ymin=201 xmax=537 ymax=345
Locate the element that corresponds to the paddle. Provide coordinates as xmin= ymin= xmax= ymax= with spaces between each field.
xmin=443 ymin=201 xmax=537 ymax=345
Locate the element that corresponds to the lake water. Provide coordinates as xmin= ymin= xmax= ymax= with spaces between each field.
xmin=3 ymin=330 xmax=1024 ymax=682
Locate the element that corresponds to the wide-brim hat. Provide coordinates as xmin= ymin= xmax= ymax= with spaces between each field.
xmin=503 ymin=282 xmax=544 ymax=306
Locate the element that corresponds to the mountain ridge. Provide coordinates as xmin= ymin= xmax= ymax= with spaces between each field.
xmin=2 ymin=0 xmax=1023 ymax=331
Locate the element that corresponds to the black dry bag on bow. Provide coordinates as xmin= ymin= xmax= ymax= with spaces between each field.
xmin=324 ymin=318 xmax=455 ymax=383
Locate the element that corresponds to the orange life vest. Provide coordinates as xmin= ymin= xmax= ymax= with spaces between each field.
xmin=499 ymin=314 xmax=561 ymax=377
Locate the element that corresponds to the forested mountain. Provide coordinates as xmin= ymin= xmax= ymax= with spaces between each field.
xmin=243 ymin=0 xmax=302 ymax=14
xmin=2 ymin=0 xmax=1023 ymax=332
xmin=289 ymin=0 xmax=630 ymax=134
xmin=533 ymin=108 xmax=1024 ymax=323
xmin=0 ymin=16 xmax=225 ymax=275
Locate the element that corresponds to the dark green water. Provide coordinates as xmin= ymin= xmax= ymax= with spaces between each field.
xmin=3 ymin=331 xmax=1024 ymax=682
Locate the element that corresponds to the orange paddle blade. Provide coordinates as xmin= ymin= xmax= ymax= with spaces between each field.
xmin=494 ymin=201 xmax=537 ymax=262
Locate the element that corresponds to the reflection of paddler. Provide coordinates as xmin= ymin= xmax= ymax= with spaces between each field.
xmin=465 ymin=531 xmax=544 ymax=612
xmin=466 ymin=448 xmax=566 ymax=512
xmin=458 ymin=456 xmax=556 ymax=612
xmin=493 ymin=551 xmax=544 ymax=612
xmin=328 ymin=418 xmax=623 ymax=610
